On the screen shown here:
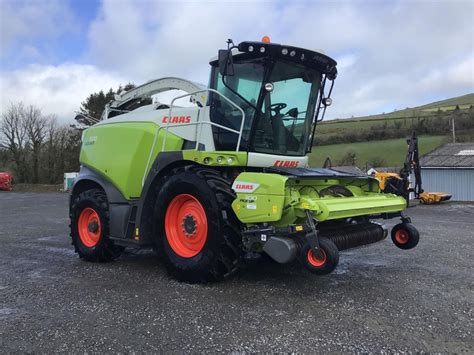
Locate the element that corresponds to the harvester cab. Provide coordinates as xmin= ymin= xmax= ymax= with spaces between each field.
xmin=207 ymin=38 xmax=337 ymax=160
xmin=70 ymin=38 xmax=420 ymax=282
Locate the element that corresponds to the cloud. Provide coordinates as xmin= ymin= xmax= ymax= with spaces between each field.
xmin=86 ymin=1 xmax=278 ymax=83
xmin=84 ymin=0 xmax=474 ymax=119
xmin=0 ymin=63 xmax=126 ymax=121
xmin=0 ymin=0 xmax=77 ymax=59
xmin=0 ymin=0 xmax=473 ymax=122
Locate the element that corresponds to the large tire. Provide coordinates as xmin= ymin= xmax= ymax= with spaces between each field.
xmin=300 ymin=237 xmax=339 ymax=275
xmin=153 ymin=166 xmax=242 ymax=283
xmin=70 ymin=188 xmax=124 ymax=262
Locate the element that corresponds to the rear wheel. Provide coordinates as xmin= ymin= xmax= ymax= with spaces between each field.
xmin=70 ymin=188 xmax=123 ymax=261
xmin=154 ymin=166 xmax=242 ymax=283
xmin=391 ymin=223 xmax=419 ymax=249
xmin=300 ymin=237 xmax=339 ymax=275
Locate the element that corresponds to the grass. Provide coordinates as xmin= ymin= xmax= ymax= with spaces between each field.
xmin=315 ymin=116 xmax=418 ymax=137
xmin=313 ymin=92 xmax=473 ymax=142
xmin=308 ymin=135 xmax=448 ymax=168
xmin=417 ymin=93 xmax=474 ymax=110
xmin=324 ymin=93 xmax=474 ymax=123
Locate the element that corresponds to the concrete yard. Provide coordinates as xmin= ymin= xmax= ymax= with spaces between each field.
xmin=0 ymin=192 xmax=473 ymax=352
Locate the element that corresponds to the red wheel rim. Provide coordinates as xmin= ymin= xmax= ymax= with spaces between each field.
xmin=307 ymin=248 xmax=327 ymax=268
xmin=395 ymin=229 xmax=409 ymax=244
xmin=165 ymin=194 xmax=208 ymax=258
xmin=78 ymin=207 xmax=101 ymax=247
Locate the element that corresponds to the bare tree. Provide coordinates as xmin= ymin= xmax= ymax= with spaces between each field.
xmin=43 ymin=117 xmax=59 ymax=183
xmin=0 ymin=102 xmax=28 ymax=181
xmin=24 ymin=105 xmax=48 ymax=183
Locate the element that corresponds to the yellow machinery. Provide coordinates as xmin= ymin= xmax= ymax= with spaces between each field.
xmin=372 ymin=131 xmax=451 ymax=205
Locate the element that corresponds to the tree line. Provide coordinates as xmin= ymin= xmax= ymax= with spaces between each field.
xmin=0 ymin=84 xmax=134 ymax=184
xmin=0 ymin=102 xmax=81 ymax=184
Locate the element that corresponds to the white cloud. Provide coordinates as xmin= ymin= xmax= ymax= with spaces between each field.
xmin=0 ymin=0 xmax=77 ymax=57
xmin=84 ymin=0 xmax=474 ymax=119
xmin=1 ymin=0 xmax=473 ymax=122
xmin=0 ymin=64 xmax=126 ymax=121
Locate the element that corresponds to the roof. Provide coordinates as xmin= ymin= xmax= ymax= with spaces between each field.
xmin=420 ymin=143 xmax=474 ymax=168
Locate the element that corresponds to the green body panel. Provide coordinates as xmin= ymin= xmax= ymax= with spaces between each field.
xmin=232 ymin=173 xmax=406 ymax=225
xmin=80 ymin=122 xmax=182 ymax=199
xmin=182 ymin=151 xmax=248 ymax=166
xmin=231 ymin=173 xmax=288 ymax=223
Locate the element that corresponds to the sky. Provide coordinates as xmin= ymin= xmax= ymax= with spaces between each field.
xmin=0 ymin=0 xmax=473 ymax=122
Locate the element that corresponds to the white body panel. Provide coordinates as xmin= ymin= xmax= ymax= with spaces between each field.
xmin=95 ymin=104 xmax=216 ymax=151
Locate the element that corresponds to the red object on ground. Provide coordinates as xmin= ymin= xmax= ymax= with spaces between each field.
xmin=0 ymin=172 xmax=13 ymax=191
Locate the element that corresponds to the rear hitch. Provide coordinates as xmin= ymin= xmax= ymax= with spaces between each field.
xmin=304 ymin=209 xmax=323 ymax=259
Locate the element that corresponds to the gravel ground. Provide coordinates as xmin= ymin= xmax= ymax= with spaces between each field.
xmin=0 ymin=192 xmax=473 ymax=353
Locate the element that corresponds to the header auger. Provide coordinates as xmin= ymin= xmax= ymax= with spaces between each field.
xmin=70 ymin=37 xmax=419 ymax=282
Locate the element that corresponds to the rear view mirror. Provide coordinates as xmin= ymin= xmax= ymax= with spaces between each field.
xmin=218 ymin=49 xmax=234 ymax=76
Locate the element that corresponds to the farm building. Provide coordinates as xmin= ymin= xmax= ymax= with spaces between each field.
xmin=419 ymin=143 xmax=474 ymax=201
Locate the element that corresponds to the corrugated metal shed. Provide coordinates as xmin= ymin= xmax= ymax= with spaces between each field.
xmin=421 ymin=169 xmax=474 ymax=201
xmin=420 ymin=143 xmax=474 ymax=201
xmin=420 ymin=143 xmax=474 ymax=168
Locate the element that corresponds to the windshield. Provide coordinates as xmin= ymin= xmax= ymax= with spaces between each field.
xmin=210 ymin=60 xmax=264 ymax=150
xmin=253 ymin=61 xmax=321 ymax=155
xmin=210 ymin=59 xmax=322 ymax=155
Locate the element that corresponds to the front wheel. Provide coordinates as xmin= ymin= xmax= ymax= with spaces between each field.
xmin=300 ymin=237 xmax=339 ymax=275
xmin=70 ymin=188 xmax=123 ymax=262
xmin=391 ymin=223 xmax=419 ymax=249
xmin=154 ymin=167 xmax=242 ymax=283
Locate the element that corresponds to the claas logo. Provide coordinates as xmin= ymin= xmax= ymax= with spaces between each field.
xmin=162 ymin=115 xmax=191 ymax=124
xmin=235 ymin=184 xmax=254 ymax=190
xmin=274 ymin=160 xmax=299 ymax=168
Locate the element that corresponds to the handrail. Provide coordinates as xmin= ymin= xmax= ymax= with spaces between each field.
xmin=162 ymin=89 xmax=245 ymax=150
xmin=142 ymin=88 xmax=245 ymax=187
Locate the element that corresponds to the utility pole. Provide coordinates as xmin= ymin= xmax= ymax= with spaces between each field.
xmin=452 ymin=118 xmax=456 ymax=143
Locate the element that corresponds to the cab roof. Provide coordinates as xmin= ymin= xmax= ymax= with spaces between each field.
xmin=210 ymin=41 xmax=337 ymax=79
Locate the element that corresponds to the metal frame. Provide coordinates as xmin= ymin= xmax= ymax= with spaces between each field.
xmin=142 ymin=89 xmax=245 ymax=186
xmin=102 ymin=77 xmax=206 ymax=120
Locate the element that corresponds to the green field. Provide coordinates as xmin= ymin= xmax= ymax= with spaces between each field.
xmin=325 ymin=93 xmax=474 ymax=122
xmin=316 ymin=93 xmax=474 ymax=139
xmin=308 ymin=135 xmax=448 ymax=168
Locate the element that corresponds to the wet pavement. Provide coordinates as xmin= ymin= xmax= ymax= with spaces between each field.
xmin=0 ymin=192 xmax=473 ymax=352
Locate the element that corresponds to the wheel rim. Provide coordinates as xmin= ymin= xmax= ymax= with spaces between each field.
xmin=165 ymin=194 xmax=208 ymax=258
xmin=78 ymin=207 xmax=101 ymax=248
xmin=307 ymin=248 xmax=327 ymax=268
xmin=395 ymin=229 xmax=409 ymax=244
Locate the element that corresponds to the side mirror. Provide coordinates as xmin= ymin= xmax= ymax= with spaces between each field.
xmin=218 ymin=49 xmax=234 ymax=76
xmin=287 ymin=107 xmax=298 ymax=118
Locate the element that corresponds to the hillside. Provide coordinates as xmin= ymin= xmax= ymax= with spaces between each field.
xmin=314 ymin=93 xmax=474 ymax=146
xmin=310 ymin=93 xmax=473 ymax=168
xmin=417 ymin=93 xmax=474 ymax=110
xmin=326 ymin=93 xmax=474 ymax=122
xmin=308 ymin=136 xmax=447 ymax=168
